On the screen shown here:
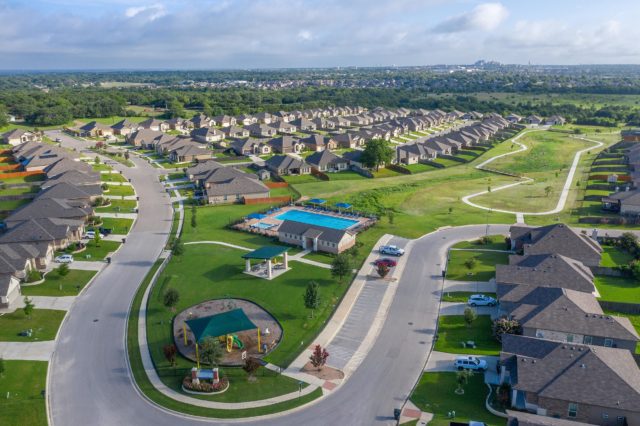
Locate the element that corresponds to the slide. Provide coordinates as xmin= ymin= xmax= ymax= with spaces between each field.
xmin=232 ymin=335 xmax=244 ymax=350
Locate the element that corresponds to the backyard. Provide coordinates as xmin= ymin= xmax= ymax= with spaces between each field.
xmin=594 ymin=275 xmax=640 ymax=303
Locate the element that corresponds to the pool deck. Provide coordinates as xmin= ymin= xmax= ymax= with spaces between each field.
xmin=235 ymin=205 xmax=372 ymax=237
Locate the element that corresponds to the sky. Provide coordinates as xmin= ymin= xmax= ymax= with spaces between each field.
xmin=1 ymin=0 xmax=640 ymax=70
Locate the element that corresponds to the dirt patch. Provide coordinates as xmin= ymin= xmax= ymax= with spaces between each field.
xmin=301 ymin=362 xmax=344 ymax=381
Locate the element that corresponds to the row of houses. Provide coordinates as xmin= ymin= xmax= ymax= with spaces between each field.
xmin=507 ymin=114 xmax=567 ymax=126
xmin=602 ymin=139 xmax=640 ymax=215
xmin=0 ymin=141 xmax=102 ymax=308
xmin=495 ymin=224 xmax=640 ymax=425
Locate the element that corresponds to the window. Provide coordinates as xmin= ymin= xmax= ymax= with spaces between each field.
xmin=602 ymin=414 xmax=609 ymax=420
xmin=568 ymin=403 xmax=578 ymax=418
xmin=604 ymin=338 xmax=613 ymax=347
xmin=566 ymin=334 xmax=574 ymax=343
xmin=583 ymin=335 xmax=593 ymax=345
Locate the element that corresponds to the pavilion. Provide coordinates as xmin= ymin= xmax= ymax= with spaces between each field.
xmin=241 ymin=245 xmax=291 ymax=280
xmin=185 ymin=308 xmax=257 ymax=343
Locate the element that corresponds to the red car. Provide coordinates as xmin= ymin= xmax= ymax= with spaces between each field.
xmin=374 ymin=258 xmax=397 ymax=268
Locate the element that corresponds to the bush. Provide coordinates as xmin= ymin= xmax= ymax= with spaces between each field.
xmin=492 ymin=317 xmax=522 ymax=342
xmin=25 ymin=269 xmax=42 ymax=283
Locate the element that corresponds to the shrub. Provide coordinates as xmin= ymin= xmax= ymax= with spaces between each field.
xmin=492 ymin=317 xmax=523 ymax=342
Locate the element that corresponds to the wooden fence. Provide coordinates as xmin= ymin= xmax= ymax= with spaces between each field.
xmin=243 ymin=196 xmax=292 ymax=205
xmin=265 ymin=182 xmax=289 ymax=189
xmin=0 ymin=171 xmax=44 ymax=180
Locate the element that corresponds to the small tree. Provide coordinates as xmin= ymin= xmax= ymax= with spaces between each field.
xmin=331 ymin=254 xmax=351 ymax=283
xmin=463 ymin=257 xmax=477 ymax=271
xmin=200 ymin=336 xmax=223 ymax=366
xmin=26 ymin=268 xmax=41 ymax=283
xmin=191 ymin=204 xmax=197 ymax=228
xmin=124 ymin=150 xmax=130 ymax=160
xmin=242 ymin=357 xmax=262 ymax=378
xmin=163 ymin=344 xmax=177 ymax=366
xmin=93 ymin=231 xmax=102 ymax=247
xmin=544 ymin=186 xmax=553 ymax=197
xmin=309 ymin=344 xmax=329 ymax=370
xmin=163 ymin=288 xmax=180 ymax=312
xmin=463 ymin=307 xmax=477 ymax=327
xmin=377 ymin=263 xmax=390 ymax=278
xmin=95 ymin=155 xmax=101 ymax=164
xmin=57 ymin=263 xmax=70 ymax=277
xmin=456 ymin=369 xmax=473 ymax=394
xmin=619 ymin=232 xmax=639 ymax=252
xmin=23 ymin=297 xmax=35 ymax=319
xmin=303 ymin=281 xmax=321 ymax=318
xmin=492 ymin=317 xmax=522 ymax=342
xmin=172 ymin=238 xmax=185 ymax=256
xmin=387 ymin=210 xmax=395 ymax=225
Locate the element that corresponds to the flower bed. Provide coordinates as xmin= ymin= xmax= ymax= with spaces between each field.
xmin=181 ymin=376 xmax=229 ymax=395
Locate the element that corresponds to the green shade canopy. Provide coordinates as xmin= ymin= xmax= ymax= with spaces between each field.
xmin=241 ymin=245 xmax=290 ymax=260
xmin=185 ymin=309 xmax=257 ymax=343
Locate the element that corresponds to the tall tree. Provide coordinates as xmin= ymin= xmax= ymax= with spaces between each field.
xmin=303 ymin=281 xmax=321 ymax=318
xmin=360 ymin=139 xmax=394 ymax=171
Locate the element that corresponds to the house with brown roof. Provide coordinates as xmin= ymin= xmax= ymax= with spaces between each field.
xmin=268 ymin=136 xmax=303 ymax=154
xmin=509 ymin=224 xmax=602 ymax=267
xmin=306 ymin=150 xmax=348 ymax=172
xmin=245 ymin=123 xmax=278 ymax=138
xmin=191 ymin=127 xmax=225 ymax=144
xmin=230 ymin=138 xmax=271 ymax=156
xmin=300 ymin=134 xmax=337 ymax=152
xmin=265 ymin=155 xmax=310 ymax=176
xmin=212 ymin=115 xmax=236 ymax=127
xmin=500 ymin=335 xmax=640 ymax=424
xmin=396 ymin=143 xmax=437 ymax=165
xmin=190 ymin=114 xmax=214 ymax=129
xmin=186 ymin=161 xmax=269 ymax=204
xmin=2 ymin=129 xmax=40 ymax=146
xmin=111 ymin=119 xmax=140 ymax=136
xmin=78 ymin=121 xmax=114 ymax=137
xmin=223 ymin=126 xmax=250 ymax=139
xmin=138 ymin=118 xmax=170 ymax=132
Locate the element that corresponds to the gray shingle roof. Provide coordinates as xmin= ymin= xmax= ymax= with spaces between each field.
xmin=278 ymin=220 xmax=351 ymax=244
xmin=305 ymin=150 xmax=346 ymax=168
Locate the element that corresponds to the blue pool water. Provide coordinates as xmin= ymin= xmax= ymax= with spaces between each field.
xmin=276 ymin=209 xmax=358 ymax=230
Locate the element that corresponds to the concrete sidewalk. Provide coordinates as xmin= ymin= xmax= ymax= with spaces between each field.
xmin=0 ymin=341 xmax=56 ymax=361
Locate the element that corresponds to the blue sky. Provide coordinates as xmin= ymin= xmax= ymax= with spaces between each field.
xmin=1 ymin=0 xmax=639 ymax=70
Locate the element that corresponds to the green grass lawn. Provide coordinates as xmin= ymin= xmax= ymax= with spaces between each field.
xmin=595 ymin=275 xmax=640 ymax=303
xmin=327 ymin=170 xmax=368 ymax=181
xmin=283 ymin=174 xmax=321 ymax=184
xmin=441 ymin=292 xmax=497 ymax=303
xmin=599 ymin=245 xmax=635 ymax=267
xmin=451 ymin=235 xmax=509 ymax=251
xmin=0 ymin=174 xmax=46 ymax=184
xmin=104 ymin=184 xmax=135 ymax=197
xmin=0 ymin=199 xmax=30 ymax=211
xmin=433 ymin=158 xmax=463 ymax=168
xmin=411 ymin=372 xmax=503 ymax=426
xmin=72 ymin=240 xmax=121 ymax=260
xmin=0 ymin=309 xmax=66 ymax=342
xmin=168 ymin=172 xmax=186 ymax=180
xmin=96 ymin=199 xmax=137 ymax=214
xmin=101 ymin=173 xmax=128 ymax=183
xmin=0 ymin=361 xmax=48 ymax=426
xmin=0 ymin=186 xmax=39 ymax=196
xmin=21 ymin=269 xmax=97 ymax=297
xmin=404 ymin=162 xmax=439 ymax=173
xmin=149 ymin=244 xmax=351 ymax=368
xmin=92 ymin=163 xmax=113 ymax=172
xmin=446 ymin=250 xmax=509 ymax=281
xmin=371 ymin=168 xmax=404 ymax=178
xmin=434 ymin=315 xmax=501 ymax=356
xmin=269 ymin=186 xmax=295 ymax=198
xmin=98 ymin=218 xmax=134 ymax=234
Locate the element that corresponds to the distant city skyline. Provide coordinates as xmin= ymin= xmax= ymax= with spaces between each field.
xmin=1 ymin=0 xmax=639 ymax=70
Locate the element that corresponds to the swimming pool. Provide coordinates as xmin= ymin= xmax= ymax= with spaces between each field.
xmin=276 ymin=209 xmax=359 ymax=230
xmin=251 ymin=222 xmax=276 ymax=230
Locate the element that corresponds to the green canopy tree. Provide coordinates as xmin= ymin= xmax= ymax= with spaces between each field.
xmin=200 ymin=336 xmax=223 ymax=367
xmin=360 ymin=139 xmax=394 ymax=171
xmin=331 ymin=254 xmax=352 ymax=283
xmin=303 ymin=281 xmax=321 ymax=318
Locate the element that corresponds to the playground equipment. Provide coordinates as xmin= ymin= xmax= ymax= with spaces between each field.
xmin=226 ymin=334 xmax=244 ymax=352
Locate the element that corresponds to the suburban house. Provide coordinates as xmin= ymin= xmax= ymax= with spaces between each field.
xmin=230 ymin=138 xmax=271 ymax=156
xmin=138 ymin=118 xmax=170 ymax=132
xmin=332 ymin=133 xmax=363 ymax=149
xmin=602 ymin=189 xmax=640 ymax=215
xmin=164 ymin=140 xmax=212 ymax=163
xmin=237 ymin=114 xmax=257 ymax=126
xmin=396 ymin=143 xmax=437 ymax=165
xmin=4 ymin=198 xmax=93 ymax=228
xmin=271 ymin=121 xmax=297 ymax=134
xmin=245 ymin=123 xmax=278 ymax=138
xmin=166 ymin=117 xmax=193 ymax=133
xmin=191 ymin=127 xmax=225 ymax=144
xmin=111 ymin=119 xmax=140 ymax=136
xmin=224 ymin=126 xmax=250 ymax=139
xmin=36 ymin=182 xmax=102 ymax=205
xmin=545 ymin=115 xmax=566 ymax=126
xmin=621 ymin=129 xmax=640 ymax=143
xmin=507 ymin=286 xmax=639 ymax=351
xmin=268 ymin=136 xmax=303 ymax=154
xmin=506 ymin=114 xmax=523 ymax=123
xmin=12 ymin=142 xmax=78 ymax=172
xmin=496 ymin=253 xmax=597 ymax=311
xmin=509 ymin=224 xmax=602 ymax=267
xmin=190 ymin=114 xmax=214 ymax=129
xmin=306 ymin=150 xmax=349 ymax=172
xmin=300 ymin=134 xmax=337 ymax=152
xmin=255 ymin=112 xmax=274 ymax=124
xmin=2 ymin=129 xmax=41 ymax=146
xmin=500 ymin=334 xmax=640 ymax=424
xmin=277 ymin=220 xmax=356 ymax=254
xmin=127 ymin=129 xmax=164 ymax=148
xmin=186 ymin=161 xmax=269 ymax=204
xmin=422 ymin=139 xmax=453 ymax=155
xmin=526 ymin=115 xmax=544 ymax=126
xmin=0 ymin=272 xmax=22 ymax=308
xmin=265 ymin=155 xmax=311 ymax=176
xmin=291 ymin=118 xmax=317 ymax=132
xmin=212 ymin=115 xmax=236 ymax=127
xmin=77 ymin=121 xmax=114 ymax=138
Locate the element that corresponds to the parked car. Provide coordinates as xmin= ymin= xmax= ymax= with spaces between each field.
xmin=379 ymin=245 xmax=405 ymax=256
xmin=374 ymin=258 xmax=398 ymax=268
xmin=454 ymin=355 xmax=487 ymax=371
xmin=467 ymin=294 xmax=497 ymax=307
xmin=55 ymin=137 xmax=62 ymax=142
xmin=98 ymin=227 xmax=113 ymax=235
xmin=84 ymin=230 xmax=104 ymax=239
xmin=54 ymin=254 xmax=74 ymax=264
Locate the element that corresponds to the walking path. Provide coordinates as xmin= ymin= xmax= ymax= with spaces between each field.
xmin=462 ymin=132 xmax=605 ymax=219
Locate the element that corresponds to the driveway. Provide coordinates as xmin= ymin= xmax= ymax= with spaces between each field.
xmin=439 ymin=302 xmax=499 ymax=318
xmin=425 ymin=351 xmax=499 ymax=374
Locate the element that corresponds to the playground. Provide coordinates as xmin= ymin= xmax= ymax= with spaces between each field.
xmin=173 ymin=298 xmax=283 ymax=366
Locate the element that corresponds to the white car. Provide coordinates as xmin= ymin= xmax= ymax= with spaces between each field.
xmin=54 ymin=254 xmax=74 ymax=264
xmin=379 ymin=245 xmax=405 ymax=257
xmin=467 ymin=294 xmax=497 ymax=307
xmin=84 ymin=231 xmax=104 ymax=239
xmin=454 ymin=355 xmax=487 ymax=371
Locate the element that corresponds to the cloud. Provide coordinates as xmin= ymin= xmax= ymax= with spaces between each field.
xmin=433 ymin=3 xmax=509 ymax=33
xmin=124 ymin=3 xmax=166 ymax=21
xmin=297 ymin=30 xmax=313 ymax=41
